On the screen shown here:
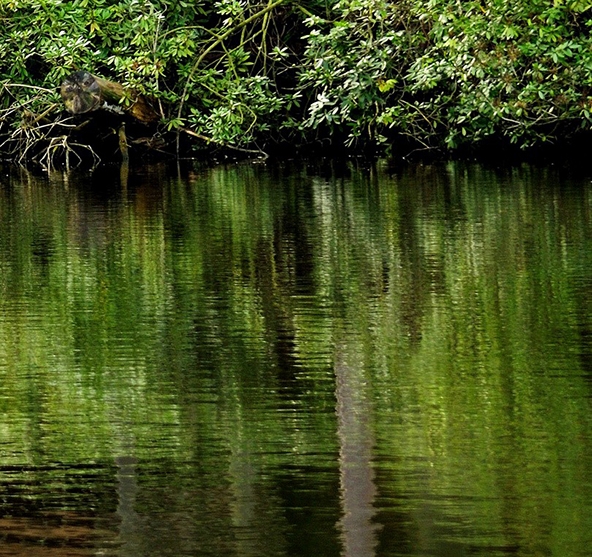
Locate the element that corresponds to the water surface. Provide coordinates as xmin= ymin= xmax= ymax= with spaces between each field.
xmin=0 ymin=159 xmax=590 ymax=556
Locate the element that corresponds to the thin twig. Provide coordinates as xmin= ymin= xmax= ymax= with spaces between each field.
xmin=180 ymin=126 xmax=268 ymax=158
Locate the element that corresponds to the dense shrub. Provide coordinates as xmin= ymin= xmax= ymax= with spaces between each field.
xmin=0 ymin=0 xmax=298 ymax=161
xmin=1 ymin=0 xmax=592 ymax=163
xmin=300 ymin=0 xmax=592 ymax=149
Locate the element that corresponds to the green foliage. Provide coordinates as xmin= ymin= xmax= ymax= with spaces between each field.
xmin=401 ymin=0 xmax=592 ymax=147
xmin=297 ymin=0 xmax=420 ymax=145
xmin=0 ymin=0 xmax=296 ymax=156
xmin=300 ymin=0 xmax=592 ymax=148
xmin=2 ymin=0 xmax=592 ymax=158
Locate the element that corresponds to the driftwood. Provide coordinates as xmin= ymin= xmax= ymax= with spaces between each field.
xmin=60 ymin=71 xmax=159 ymax=123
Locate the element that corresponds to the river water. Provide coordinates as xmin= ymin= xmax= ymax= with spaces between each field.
xmin=0 ymin=159 xmax=590 ymax=556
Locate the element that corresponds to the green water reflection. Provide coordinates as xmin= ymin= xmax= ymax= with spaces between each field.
xmin=0 ymin=160 xmax=590 ymax=556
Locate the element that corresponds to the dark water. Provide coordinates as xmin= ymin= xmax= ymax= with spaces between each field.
xmin=0 ymin=159 xmax=590 ymax=556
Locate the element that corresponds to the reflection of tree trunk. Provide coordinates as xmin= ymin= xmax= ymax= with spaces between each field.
xmin=335 ymin=344 xmax=380 ymax=557
xmin=227 ymin=417 xmax=287 ymax=557
xmin=115 ymin=454 xmax=145 ymax=556
xmin=228 ymin=418 xmax=259 ymax=557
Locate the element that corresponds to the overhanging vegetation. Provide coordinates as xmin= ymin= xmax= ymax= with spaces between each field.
xmin=2 ymin=0 xmax=592 ymax=166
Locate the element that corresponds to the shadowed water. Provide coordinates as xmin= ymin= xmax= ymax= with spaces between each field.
xmin=0 ymin=159 xmax=590 ymax=556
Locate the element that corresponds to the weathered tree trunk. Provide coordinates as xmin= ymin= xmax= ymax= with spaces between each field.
xmin=60 ymin=71 xmax=159 ymax=123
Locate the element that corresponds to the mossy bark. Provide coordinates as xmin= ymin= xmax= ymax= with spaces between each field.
xmin=60 ymin=71 xmax=159 ymax=123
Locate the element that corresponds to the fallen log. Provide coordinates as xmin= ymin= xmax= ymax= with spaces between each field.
xmin=60 ymin=71 xmax=159 ymax=123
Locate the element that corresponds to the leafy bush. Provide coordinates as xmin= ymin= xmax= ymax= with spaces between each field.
xmin=402 ymin=0 xmax=592 ymax=147
xmin=299 ymin=0 xmax=592 ymax=149
xmin=0 ymin=0 xmax=297 ymax=162
xmin=2 ymin=0 xmax=592 ymax=164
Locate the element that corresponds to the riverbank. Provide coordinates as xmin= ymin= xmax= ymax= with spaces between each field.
xmin=2 ymin=0 xmax=592 ymax=168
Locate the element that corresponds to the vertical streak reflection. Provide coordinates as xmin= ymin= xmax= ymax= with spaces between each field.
xmin=115 ymin=454 xmax=143 ymax=557
xmin=335 ymin=343 xmax=380 ymax=557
